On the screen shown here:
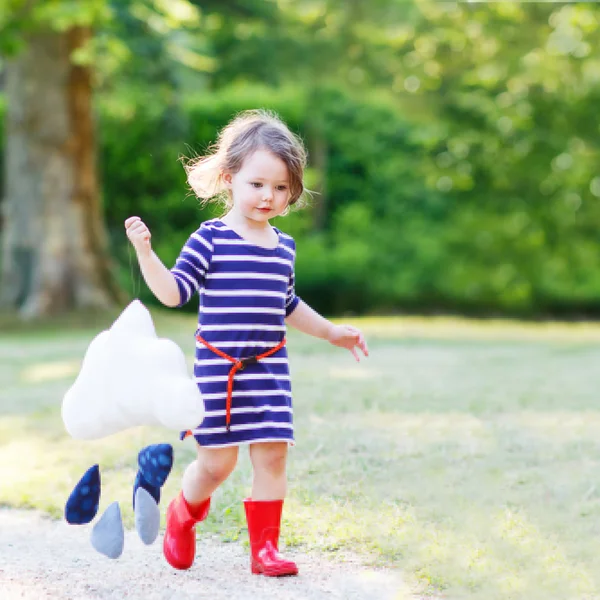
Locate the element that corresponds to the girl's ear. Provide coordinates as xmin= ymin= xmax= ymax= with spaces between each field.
xmin=222 ymin=171 xmax=233 ymax=188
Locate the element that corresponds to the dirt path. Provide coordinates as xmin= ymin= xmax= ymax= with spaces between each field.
xmin=0 ymin=509 xmax=408 ymax=600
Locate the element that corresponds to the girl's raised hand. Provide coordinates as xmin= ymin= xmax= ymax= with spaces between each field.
xmin=125 ymin=216 xmax=152 ymax=256
xmin=327 ymin=325 xmax=369 ymax=362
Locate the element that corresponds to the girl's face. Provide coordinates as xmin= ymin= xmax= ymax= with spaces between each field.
xmin=223 ymin=149 xmax=290 ymax=225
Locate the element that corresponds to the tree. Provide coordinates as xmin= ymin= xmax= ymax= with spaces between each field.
xmin=1 ymin=1 xmax=119 ymax=317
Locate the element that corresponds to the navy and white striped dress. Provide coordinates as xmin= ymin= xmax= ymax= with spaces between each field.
xmin=170 ymin=218 xmax=300 ymax=448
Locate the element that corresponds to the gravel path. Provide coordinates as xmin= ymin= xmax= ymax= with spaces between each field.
xmin=0 ymin=509 xmax=408 ymax=600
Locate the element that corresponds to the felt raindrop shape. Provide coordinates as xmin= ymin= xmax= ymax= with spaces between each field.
xmin=64 ymin=464 xmax=101 ymax=525
xmin=132 ymin=443 xmax=173 ymax=509
xmin=91 ymin=502 xmax=124 ymax=559
xmin=134 ymin=487 xmax=160 ymax=545
xmin=138 ymin=443 xmax=173 ymax=487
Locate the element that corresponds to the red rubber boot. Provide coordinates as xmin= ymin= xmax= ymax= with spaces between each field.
xmin=243 ymin=498 xmax=298 ymax=577
xmin=163 ymin=491 xmax=210 ymax=570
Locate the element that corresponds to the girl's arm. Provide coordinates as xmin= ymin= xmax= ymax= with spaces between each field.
xmin=285 ymin=300 xmax=369 ymax=361
xmin=125 ymin=216 xmax=180 ymax=307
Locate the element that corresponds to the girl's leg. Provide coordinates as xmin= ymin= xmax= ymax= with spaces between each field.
xmin=244 ymin=442 xmax=297 ymax=576
xmin=248 ymin=442 xmax=288 ymax=499
xmin=182 ymin=445 xmax=239 ymax=505
xmin=164 ymin=445 xmax=238 ymax=570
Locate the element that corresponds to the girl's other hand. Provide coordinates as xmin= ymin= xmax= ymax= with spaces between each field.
xmin=125 ymin=216 xmax=152 ymax=256
xmin=327 ymin=324 xmax=369 ymax=362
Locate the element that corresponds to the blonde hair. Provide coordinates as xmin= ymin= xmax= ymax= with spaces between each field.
xmin=185 ymin=109 xmax=308 ymax=213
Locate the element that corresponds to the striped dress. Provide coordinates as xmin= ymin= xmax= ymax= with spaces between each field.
xmin=170 ymin=218 xmax=299 ymax=448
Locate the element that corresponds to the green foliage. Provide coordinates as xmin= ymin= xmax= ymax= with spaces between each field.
xmin=3 ymin=0 xmax=600 ymax=317
xmin=401 ymin=0 xmax=600 ymax=315
xmin=90 ymin=70 xmax=600 ymax=316
xmin=30 ymin=0 xmax=110 ymax=31
xmin=0 ymin=0 xmax=111 ymax=55
xmin=0 ymin=96 xmax=4 ymax=199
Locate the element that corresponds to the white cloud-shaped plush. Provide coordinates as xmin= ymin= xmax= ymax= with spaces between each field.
xmin=62 ymin=300 xmax=204 ymax=440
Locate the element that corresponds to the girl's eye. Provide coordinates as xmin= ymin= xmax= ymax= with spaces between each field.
xmin=251 ymin=182 xmax=262 ymax=188
xmin=276 ymin=186 xmax=288 ymax=192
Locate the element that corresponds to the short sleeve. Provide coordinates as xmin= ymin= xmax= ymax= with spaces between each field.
xmin=285 ymin=270 xmax=300 ymax=316
xmin=170 ymin=224 xmax=214 ymax=307
xmin=284 ymin=239 xmax=300 ymax=317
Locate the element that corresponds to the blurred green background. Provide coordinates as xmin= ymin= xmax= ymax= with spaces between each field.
xmin=3 ymin=0 xmax=600 ymax=319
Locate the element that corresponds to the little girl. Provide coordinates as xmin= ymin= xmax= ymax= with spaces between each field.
xmin=125 ymin=109 xmax=368 ymax=577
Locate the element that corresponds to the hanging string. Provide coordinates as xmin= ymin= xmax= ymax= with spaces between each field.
xmin=127 ymin=243 xmax=141 ymax=299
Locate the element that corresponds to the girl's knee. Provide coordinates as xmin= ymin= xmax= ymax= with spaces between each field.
xmin=198 ymin=447 xmax=237 ymax=484
xmin=250 ymin=443 xmax=288 ymax=477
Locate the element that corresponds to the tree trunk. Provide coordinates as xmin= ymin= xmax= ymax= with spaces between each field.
xmin=0 ymin=27 xmax=121 ymax=318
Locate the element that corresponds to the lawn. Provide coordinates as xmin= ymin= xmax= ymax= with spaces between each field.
xmin=1 ymin=310 xmax=600 ymax=599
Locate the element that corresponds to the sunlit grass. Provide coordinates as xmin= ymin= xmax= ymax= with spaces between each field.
xmin=1 ymin=310 xmax=600 ymax=599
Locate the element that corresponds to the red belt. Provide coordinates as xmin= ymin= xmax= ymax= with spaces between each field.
xmin=181 ymin=334 xmax=286 ymax=438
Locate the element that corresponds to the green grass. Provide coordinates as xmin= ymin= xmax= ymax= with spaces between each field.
xmin=2 ymin=311 xmax=600 ymax=599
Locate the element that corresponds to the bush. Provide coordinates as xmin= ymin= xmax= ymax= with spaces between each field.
xmin=2 ymin=83 xmax=600 ymax=318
